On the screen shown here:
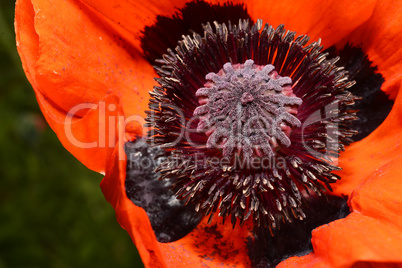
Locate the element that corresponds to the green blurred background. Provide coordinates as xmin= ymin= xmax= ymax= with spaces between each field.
xmin=0 ymin=1 xmax=144 ymax=267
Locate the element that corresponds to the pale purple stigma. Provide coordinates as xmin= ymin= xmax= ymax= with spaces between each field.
xmin=241 ymin=92 xmax=254 ymax=104
xmin=194 ymin=60 xmax=303 ymax=164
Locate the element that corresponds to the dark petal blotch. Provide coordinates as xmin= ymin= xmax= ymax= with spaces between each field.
xmin=124 ymin=140 xmax=202 ymax=243
xmin=325 ymin=44 xmax=393 ymax=141
xmin=248 ymin=195 xmax=350 ymax=268
xmin=140 ymin=0 xmax=252 ymax=64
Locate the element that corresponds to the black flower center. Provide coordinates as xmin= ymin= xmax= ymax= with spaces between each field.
xmin=146 ymin=19 xmax=358 ymax=231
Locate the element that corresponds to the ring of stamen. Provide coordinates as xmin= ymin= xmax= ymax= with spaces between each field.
xmin=146 ymin=19 xmax=358 ymax=231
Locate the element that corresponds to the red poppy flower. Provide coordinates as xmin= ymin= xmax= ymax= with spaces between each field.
xmin=15 ymin=0 xmax=402 ymax=267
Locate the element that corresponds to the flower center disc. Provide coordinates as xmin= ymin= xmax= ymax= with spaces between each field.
xmin=194 ymin=60 xmax=303 ymax=165
xmin=146 ymin=20 xmax=359 ymax=231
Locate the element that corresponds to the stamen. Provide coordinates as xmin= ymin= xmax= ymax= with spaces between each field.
xmin=146 ymin=19 xmax=358 ymax=231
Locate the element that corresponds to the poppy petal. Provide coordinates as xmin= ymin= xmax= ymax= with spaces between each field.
xmin=15 ymin=0 xmax=128 ymax=173
xmin=77 ymin=0 xmax=190 ymax=52
xmin=345 ymin=0 xmax=402 ymax=99
xmin=247 ymin=0 xmax=377 ymax=47
xmin=15 ymin=0 xmax=152 ymax=119
xmin=15 ymin=0 xmax=124 ymax=172
xmin=157 ymin=218 xmax=252 ymax=267
xmin=332 ymin=84 xmax=402 ymax=196
xmin=15 ymin=0 xmax=152 ymax=171
xmin=38 ymin=92 xmax=123 ymax=173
